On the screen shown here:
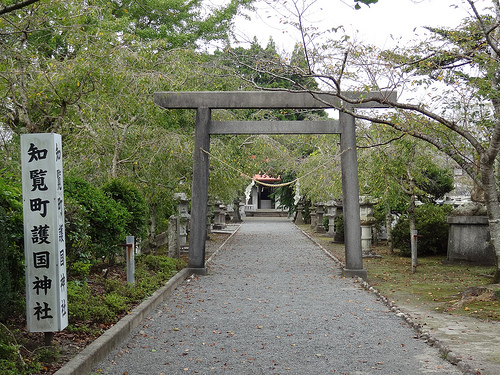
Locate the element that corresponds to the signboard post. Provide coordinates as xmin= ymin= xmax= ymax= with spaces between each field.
xmin=21 ymin=133 xmax=68 ymax=333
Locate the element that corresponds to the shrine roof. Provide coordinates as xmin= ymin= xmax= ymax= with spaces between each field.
xmin=253 ymin=174 xmax=281 ymax=182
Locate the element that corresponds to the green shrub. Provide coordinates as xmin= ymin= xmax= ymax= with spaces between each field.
xmin=67 ymin=281 xmax=117 ymax=324
xmin=64 ymin=176 xmax=130 ymax=261
xmin=392 ymin=203 xmax=453 ymax=256
xmin=35 ymin=346 xmax=59 ymax=364
xmin=64 ymin=196 xmax=92 ymax=265
xmin=104 ymin=292 xmax=128 ymax=314
xmin=334 ymin=214 xmax=344 ymax=243
xmin=67 ymin=281 xmax=93 ymax=321
xmin=323 ymin=215 xmax=329 ymax=232
xmin=138 ymin=254 xmax=177 ymax=271
xmin=91 ymin=305 xmax=116 ymax=324
xmin=102 ymin=179 xmax=148 ymax=240
xmin=68 ymin=261 xmax=91 ymax=279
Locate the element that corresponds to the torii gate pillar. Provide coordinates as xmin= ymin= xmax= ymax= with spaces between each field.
xmin=154 ymin=91 xmax=397 ymax=279
xmin=340 ymin=110 xmax=365 ymax=278
xmin=189 ymin=108 xmax=211 ymax=274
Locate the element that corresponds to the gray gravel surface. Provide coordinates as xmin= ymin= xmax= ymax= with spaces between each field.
xmin=93 ymin=217 xmax=461 ymax=374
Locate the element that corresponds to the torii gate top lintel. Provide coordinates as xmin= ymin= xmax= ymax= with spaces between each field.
xmin=153 ymin=90 xmax=396 ymax=110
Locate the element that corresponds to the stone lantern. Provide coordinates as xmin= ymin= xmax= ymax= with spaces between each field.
xmin=174 ymin=193 xmax=190 ymax=247
xmin=359 ymin=196 xmax=379 ymax=257
xmin=315 ymin=202 xmax=326 ymax=233
xmin=212 ymin=200 xmax=226 ymax=230
xmin=325 ymin=199 xmax=338 ymax=237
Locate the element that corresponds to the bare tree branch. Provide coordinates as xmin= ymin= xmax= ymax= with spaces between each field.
xmin=0 ymin=0 xmax=41 ymax=16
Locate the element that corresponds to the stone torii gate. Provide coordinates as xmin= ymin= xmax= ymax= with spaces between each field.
xmin=154 ymin=91 xmax=396 ymax=280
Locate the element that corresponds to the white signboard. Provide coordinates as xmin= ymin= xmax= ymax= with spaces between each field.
xmin=21 ymin=133 xmax=68 ymax=332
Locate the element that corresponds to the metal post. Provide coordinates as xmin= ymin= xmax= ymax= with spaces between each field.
xmin=126 ymin=236 xmax=135 ymax=284
xmin=340 ymin=110 xmax=367 ymax=280
xmin=188 ymin=107 xmax=211 ymax=274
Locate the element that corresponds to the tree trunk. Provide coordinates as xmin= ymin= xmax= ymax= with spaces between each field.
xmin=385 ymin=201 xmax=393 ymax=254
xmin=481 ymin=154 xmax=500 ymax=282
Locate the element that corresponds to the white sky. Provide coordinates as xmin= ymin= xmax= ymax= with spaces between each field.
xmin=232 ymin=0 xmax=472 ymax=51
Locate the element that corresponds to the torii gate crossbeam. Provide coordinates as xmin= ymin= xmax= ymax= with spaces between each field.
xmin=154 ymin=91 xmax=397 ymax=280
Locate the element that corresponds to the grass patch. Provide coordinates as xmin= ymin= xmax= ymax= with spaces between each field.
xmin=300 ymin=225 xmax=500 ymax=321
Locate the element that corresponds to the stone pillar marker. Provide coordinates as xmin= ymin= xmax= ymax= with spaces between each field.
xmin=21 ymin=133 xmax=68 ymax=333
xmin=154 ymin=91 xmax=396 ymax=279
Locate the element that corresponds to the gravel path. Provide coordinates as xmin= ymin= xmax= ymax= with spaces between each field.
xmin=93 ymin=217 xmax=461 ymax=375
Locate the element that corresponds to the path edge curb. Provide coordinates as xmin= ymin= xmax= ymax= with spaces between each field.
xmin=54 ymin=268 xmax=191 ymax=375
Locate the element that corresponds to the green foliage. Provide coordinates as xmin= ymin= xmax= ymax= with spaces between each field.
xmin=416 ymin=163 xmax=454 ymax=202
xmin=0 ymin=174 xmax=24 ymax=321
xmin=136 ymin=254 xmax=182 ymax=274
xmin=64 ymin=196 xmax=92 ymax=264
xmin=392 ymin=203 xmax=453 ymax=256
xmin=219 ymin=40 xmax=328 ymax=121
xmin=102 ymin=179 xmax=148 ymax=239
xmin=271 ymin=171 xmax=297 ymax=213
xmin=334 ymin=214 xmax=345 ymax=243
xmin=323 ymin=215 xmax=329 ymax=232
xmin=35 ymin=346 xmax=59 ymax=364
xmin=103 ymin=293 xmax=128 ymax=314
xmin=354 ymin=0 xmax=378 ymax=9
xmin=0 ymin=324 xmax=42 ymax=375
xmin=64 ymin=176 xmax=129 ymax=260
xmin=68 ymin=261 xmax=91 ymax=279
